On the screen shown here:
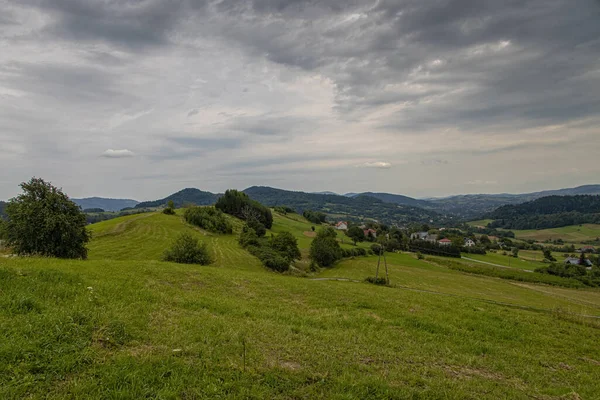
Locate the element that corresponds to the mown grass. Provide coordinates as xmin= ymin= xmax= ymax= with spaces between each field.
xmin=462 ymin=252 xmax=546 ymax=271
xmin=2 ymin=256 xmax=600 ymax=399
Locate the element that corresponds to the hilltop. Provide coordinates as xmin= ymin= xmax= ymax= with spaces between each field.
xmin=72 ymin=197 xmax=139 ymax=212
xmin=134 ymin=188 xmax=219 ymax=209
xmin=488 ymin=195 xmax=600 ymax=229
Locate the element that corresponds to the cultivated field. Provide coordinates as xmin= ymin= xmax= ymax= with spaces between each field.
xmin=2 ymin=210 xmax=600 ymax=398
xmin=512 ymin=224 xmax=600 ymax=244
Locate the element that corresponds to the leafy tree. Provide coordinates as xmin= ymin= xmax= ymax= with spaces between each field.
xmin=247 ymin=217 xmax=267 ymax=237
xmin=163 ymin=233 xmax=212 ymax=265
xmin=4 ymin=178 xmax=90 ymax=259
xmin=512 ymin=247 xmax=519 ymax=258
xmin=270 ymin=231 xmax=301 ymax=261
xmin=303 ymin=210 xmax=327 ymax=225
xmin=579 ymin=252 xmax=588 ymax=266
xmin=163 ymin=200 xmax=176 ymax=215
xmin=238 ymin=225 xmax=260 ymax=248
xmin=346 ymin=226 xmax=364 ymax=245
xmin=311 ymin=226 xmax=315 ymax=232
xmin=543 ymin=248 xmax=556 ymax=262
xmin=309 ymin=227 xmax=342 ymax=267
xmin=215 ymin=189 xmax=273 ymax=228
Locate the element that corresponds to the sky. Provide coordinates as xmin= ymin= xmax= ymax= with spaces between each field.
xmin=1 ymin=0 xmax=599 ymax=201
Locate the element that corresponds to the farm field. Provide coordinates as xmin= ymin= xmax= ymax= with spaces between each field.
xmin=511 ymin=224 xmax=600 ymax=244
xmin=466 ymin=219 xmax=494 ymax=227
xmin=3 ymin=211 xmax=600 ymax=398
xmin=460 ymin=252 xmax=546 ymax=271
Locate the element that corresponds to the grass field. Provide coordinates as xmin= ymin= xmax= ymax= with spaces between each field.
xmin=466 ymin=219 xmax=494 ymax=227
xmin=3 ymin=211 xmax=600 ymax=398
xmin=460 ymin=252 xmax=546 ymax=271
xmin=511 ymin=224 xmax=600 ymax=244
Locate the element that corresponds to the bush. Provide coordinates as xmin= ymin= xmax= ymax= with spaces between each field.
xmin=247 ymin=217 xmax=266 ymax=237
xmin=341 ymin=247 xmax=368 ymax=258
xmin=239 ymin=226 xmax=260 ymax=248
xmin=184 ymin=207 xmax=233 ymax=234
xmin=163 ymin=233 xmax=212 ymax=265
xmin=163 ymin=200 xmax=176 ymax=215
xmin=215 ymin=190 xmax=273 ymax=228
xmin=303 ymin=210 xmax=327 ymax=225
xmin=247 ymin=245 xmax=290 ymax=272
xmin=365 ymin=277 xmax=389 ymax=286
xmin=270 ymin=231 xmax=301 ymax=261
xmin=4 ymin=177 xmax=90 ymax=259
xmin=309 ymin=227 xmax=342 ymax=267
xmin=370 ymin=244 xmax=382 ymax=254
xmin=274 ymin=206 xmax=295 ymax=215
xmin=417 ymin=252 xmax=424 ymax=260
xmin=409 ymin=240 xmax=461 ymax=258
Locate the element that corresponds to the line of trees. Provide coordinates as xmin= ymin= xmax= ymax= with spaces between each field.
xmin=184 ymin=207 xmax=233 ymax=234
xmin=216 ymin=190 xmax=273 ymax=229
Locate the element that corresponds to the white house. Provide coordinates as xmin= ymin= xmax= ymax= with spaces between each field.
xmin=464 ymin=239 xmax=476 ymax=247
xmin=335 ymin=221 xmax=348 ymax=230
xmin=411 ymin=231 xmax=429 ymax=240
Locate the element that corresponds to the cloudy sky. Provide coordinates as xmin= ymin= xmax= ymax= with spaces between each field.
xmin=1 ymin=0 xmax=599 ymax=201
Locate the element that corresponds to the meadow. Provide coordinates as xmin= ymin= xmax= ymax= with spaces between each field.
xmin=2 ymin=210 xmax=600 ymax=398
xmin=511 ymin=224 xmax=600 ymax=244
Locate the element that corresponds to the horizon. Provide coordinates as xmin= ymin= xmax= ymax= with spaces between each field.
xmin=1 ymin=1 xmax=599 ymax=201
xmin=2 ymin=182 xmax=595 ymax=204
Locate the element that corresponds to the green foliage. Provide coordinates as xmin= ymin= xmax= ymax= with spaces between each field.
xmin=238 ymin=226 xmax=298 ymax=272
xmin=309 ymin=227 xmax=342 ymax=267
xmin=443 ymin=261 xmax=586 ymax=288
xmin=5 ymin=178 xmax=90 ymax=259
xmin=535 ymin=263 xmax=600 ymax=287
xmin=341 ymin=247 xmax=368 ymax=258
xmin=489 ymin=195 xmax=600 ymax=229
xmin=247 ymin=217 xmax=266 ymax=237
xmin=409 ymin=240 xmax=461 ymax=258
xmin=163 ymin=233 xmax=212 ymax=265
xmin=346 ymin=226 xmax=365 ymax=245
xmin=302 ymin=210 xmax=327 ymax=225
xmin=269 ymin=231 xmax=301 ymax=261
xmin=273 ymin=205 xmax=295 ymax=215
xmin=543 ymin=248 xmax=556 ymax=262
xmin=163 ymin=200 xmax=176 ymax=215
xmin=365 ymin=276 xmax=389 ymax=285
xmin=417 ymin=252 xmax=424 ymax=260
xmin=184 ymin=207 xmax=233 ymax=234
xmin=512 ymin=247 xmax=519 ymax=258
xmin=370 ymin=243 xmax=382 ymax=254
xmin=215 ymin=189 xmax=273 ymax=229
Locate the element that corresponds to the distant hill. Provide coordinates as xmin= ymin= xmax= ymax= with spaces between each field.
xmin=488 ymin=195 xmax=600 ymax=229
xmin=356 ymin=184 xmax=600 ymax=219
xmin=348 ymin=192 xmax=429 ymax=208
xmin=72 ymin=197 xmax=139 ymax=212
xmin=243 ymin=186 xmax=445 ymax=226
xmin=311 ymin=191 xmax=338 ymax=195
xmin=135 ymin=188 xmax=219 ymax=209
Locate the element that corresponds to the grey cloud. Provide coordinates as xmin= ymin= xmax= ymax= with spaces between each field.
xmin=187 ymin=108 xmax=200 ymax=117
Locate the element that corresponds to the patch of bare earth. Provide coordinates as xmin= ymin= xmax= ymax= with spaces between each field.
xmin=303 ymin=231 xmax=316 ymax=238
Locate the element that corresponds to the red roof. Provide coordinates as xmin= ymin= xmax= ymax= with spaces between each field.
xmin=439 ymin=238 xmax=452 ymax=243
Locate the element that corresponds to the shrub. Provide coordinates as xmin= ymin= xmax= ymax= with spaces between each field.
xmin=274 ymin=206 xmax=295 ymax=215
xmin=4 ymin=177 xmax=90 ymax=259
xmin=247 ymin=245 xmax=290 ymax=272
xmin=215 ymin=190 xmax=273 ymax=228
xmin=410 ymin=240 xmax=461 ymax=258
xmin=370 ymin=244 xmax=382 ymax=254
xmin=163 ymin=233 xmax=212 ymax=265
xmin=247 ymin=217 xmax=266 ymax=237
xmin=163 ymin=200 xmax=176 ymax=215
xmin=309 ymin=227 xmax=342 ymax=267
xmin=303 ymin=210 xmax=327 ymax=225
xmin=184 ymin=207 xmax=233 ymax=234
xmin=417 ymin=252 xmax=424 ymax=260
xmin=239 ymin=226 xmax=260 ymax=248
xmin=270 ymin=231 xmax=301 ymax=261
xmin=365 ymin=277 xmax=389 ymax=286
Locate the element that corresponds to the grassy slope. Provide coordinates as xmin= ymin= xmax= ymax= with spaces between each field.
xmin=512 ymin=224 xmax=600 ymax=243
xmin=2 ymin=257 xmax=600 ymax=399
xmin=466 ymin=219 xmax=494 ymax=227
xmin=3 ymin=211 xmax=600 ymax=398
xmin=460 ymin=252 xmax=546 ymax=271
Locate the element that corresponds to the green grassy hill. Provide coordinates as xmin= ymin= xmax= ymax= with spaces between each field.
xmin=2 ymin=209 xmax=600 ymax=398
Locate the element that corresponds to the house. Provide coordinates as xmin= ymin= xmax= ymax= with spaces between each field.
xmin=411 ymin=231 xmax=429 ymax=240
xmin=439 ymin=238 xmax=452 ymax=246
xmin=364 ymin=229 xmax=377 ymax=238
xmin=464 ymin=239 xmax=476 ymax=247
xmin=580 ymin=246 xmax=596 ymax=254
xmin=564 ymin=257 xmax=593 ymax=267
xmin=335 ymin=221 xmax=348 ymax=230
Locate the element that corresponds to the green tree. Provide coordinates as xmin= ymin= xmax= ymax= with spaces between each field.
xmin=270 ymin=231 xmax=301 ymax=261
xmin=309 ymin=227 xmax=342 ymax=267
xmin=512 ymin=247 xmax=519 ymax=258
xmin=579 ymin=252 xmax=588 ymax=266
xmin=4 ymin=178 xmax=90 ymax=259
xmin=346 ymin=226 xmax=365 ymax=245
xmin=543 ymin=248 xmax=556 ymax=262
xmin=215 ymin=189 xmax=273 ymax=228
xmin=163 ymin=200 xmax=176 ymax=215
xmin=163 ymin=233 xmax=212 ymax=265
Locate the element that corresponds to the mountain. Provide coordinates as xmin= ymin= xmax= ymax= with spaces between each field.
xmin=487 ymin=195 xmax=600 ymax=229
xmin=135 ymin=188 xmax=219 ymax=209
xmin=72 ymin=197 xmax=139 ymax=212
xmin=311 ymin=191 xmax=338 ymax=195
xmin=243 ymin=186 xmax=445 ymax=226
xmin=349 ymin=192 xmax=429 ymax=208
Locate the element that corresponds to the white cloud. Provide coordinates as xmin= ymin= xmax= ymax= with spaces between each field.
xmin=466 ymin=180 xmax=498 ymax=185
xmin=101 ymin=149 xmax=135 ymax=158
xmin=360 ymin=161 xmax=392 ymax=169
